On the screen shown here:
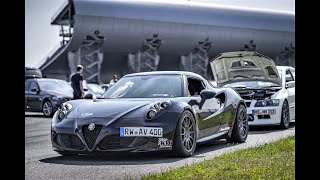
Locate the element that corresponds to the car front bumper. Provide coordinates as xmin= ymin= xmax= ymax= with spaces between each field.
xmin=247 ymin=106 xmax=282 ymax=126
xmin=51 ymin=112 xmax=177 ymax=154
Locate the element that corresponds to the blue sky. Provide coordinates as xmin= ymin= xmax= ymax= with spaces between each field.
xmin=25 ymin=0 xmax=295 ymax=67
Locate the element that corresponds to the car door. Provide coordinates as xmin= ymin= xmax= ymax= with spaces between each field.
xmin=285 ymin=68 xmax=295 ymax=120
xmin=28 ymin=81 xmax=42 ymax=110
xmin=187 ymin=77 xmax=221 ymax=139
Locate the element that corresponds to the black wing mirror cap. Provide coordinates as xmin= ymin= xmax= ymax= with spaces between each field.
xmin=200 ymin=90 xmax=216 ymax=100
xmin=83 ymin=93 xmax=93 ymax=99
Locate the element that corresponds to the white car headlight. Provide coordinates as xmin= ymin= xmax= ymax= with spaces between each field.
xmin=254 ymin=99 xmax=280 ymax=107
xmin=57 ymin=102 xmax=73 ymax=121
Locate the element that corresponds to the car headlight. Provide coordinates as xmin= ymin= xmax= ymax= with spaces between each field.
xmin=254 ymin=99 xmax=280 ymax=107
xmin=57 ymin=102 xmax=73 ymax=121
xmin=146 ymin=100 xmax=172 ymax=120
xmin=52 ymin=96 xmax=63 ymax=101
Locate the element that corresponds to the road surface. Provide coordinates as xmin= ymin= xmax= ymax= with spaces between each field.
xmin=25 ymin=112 xmax=295 ymax=180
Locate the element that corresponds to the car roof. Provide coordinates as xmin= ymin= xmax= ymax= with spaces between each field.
xmin=29 ymin=78 xmax=66 ymax=82
xmin=124 ymin=71 xmax=204 ymax=79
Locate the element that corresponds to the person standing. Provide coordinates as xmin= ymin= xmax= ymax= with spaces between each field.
xmin=71 ymin=65 xmax=84 ymax=99
xmin=109 ymin=74 xmax=118 ymax=85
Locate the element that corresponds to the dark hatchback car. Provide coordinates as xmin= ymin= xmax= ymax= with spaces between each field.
xmin=25 ymin=78 xmax=74 ymax=117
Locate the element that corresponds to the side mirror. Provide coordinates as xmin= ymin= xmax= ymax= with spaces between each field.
xmin=200 ymin=90 xmax=216 ymax=100
xmin=199 ymin=90 xmax=216 ymax=109
xmin=286 ymin=81 xmax=295 ymax=88
xmin=30 ymin=88 xmax=39 ymax=94
xmin=83 ymin=93 xmax=93 ymax=99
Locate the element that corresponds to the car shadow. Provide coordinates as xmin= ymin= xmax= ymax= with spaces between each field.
xmin=39 ymin=140 xmax=239 ymax=166
xmin=249 ymin=122 xmax=295 ymax=134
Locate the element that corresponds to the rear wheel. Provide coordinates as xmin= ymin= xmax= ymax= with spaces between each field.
xmin=227 ymin=104 xmax=248 ymax=143
xmin=42 ymin=100 xmax=53 ymax=117
xmin=172 ymin=111 xmax=196 ymax=157
xmin=280 ymin=100 xmax=290 ymax=129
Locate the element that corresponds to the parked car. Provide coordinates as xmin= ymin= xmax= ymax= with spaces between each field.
xmin=51 ymin=71 xmax=248 ymax=156
xmin=210 ymin=51 xmax=295 ymax=129
xmin=25 ymin=78 xmax=73 ymax=117
xmin=25 ymin=67 xmax=42 ymax=80
xmin=100 ymin=84 xmax=110 ymax=91
xmin=87 ymin=83 xmax=105 ymax=98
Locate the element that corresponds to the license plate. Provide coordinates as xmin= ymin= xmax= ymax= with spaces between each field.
xmin=120 ymin=127 xmax=163 ymax=137
xmin=253 ymin=109 xmax=276 ymax=115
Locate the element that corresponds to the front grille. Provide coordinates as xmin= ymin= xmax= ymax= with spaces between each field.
xmin=257 ymin=115 xmax=271 ymax=119
xmin=55 ymin=134 xmax=84 ymax=150
xmin=82 ymin=125 xmax=102 ymax=149
xmin=99 ymin=135 xmax=121 ymax=150
xmin=245 ymin=102 xmax=251 ymax=107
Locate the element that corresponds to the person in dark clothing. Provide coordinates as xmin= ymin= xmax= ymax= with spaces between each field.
xmin=71 ymin=65 xmax=84 ymax=99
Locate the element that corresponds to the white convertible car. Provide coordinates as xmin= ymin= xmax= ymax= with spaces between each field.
xmin=210 ymin=51 xmax=295 ymax=129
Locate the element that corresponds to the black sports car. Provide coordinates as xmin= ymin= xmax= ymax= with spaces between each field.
xmin=51 ymin=71 xmax=248 ymax=157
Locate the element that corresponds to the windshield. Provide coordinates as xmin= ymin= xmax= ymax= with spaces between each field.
xmin=38 ymin=80 xmax=73 ymax=92
xmin=88 ymin=84 xmax=105 ymax=93
xmin=100 ymin=75 xmax=183 ymax=99
xmin=222 ymin=81 xmax=280 ymax=88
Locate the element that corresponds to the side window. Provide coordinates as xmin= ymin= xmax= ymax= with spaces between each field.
xmin=290 ymin=69 xmax=295 ymax=80
xmin=285 ymin=70 xmax=294 ymax=82
xmin=25 ymin=81 xmax=31 ymax=91
xmin=187 ymin=78 xmax=205 ymax=96
xmin=29 ymin=81 xmax=39 ymax=91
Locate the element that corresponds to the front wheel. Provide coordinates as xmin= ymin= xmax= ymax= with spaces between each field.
xmin=227 ymin=104 xmax=248 ymax=143
xmin=280 ymin=100 xmax=290 ymax=129
xmin=42 ymin=100 xmax=53 ymax=117
xmin=172 ymin=111 xmax=196 ymax=157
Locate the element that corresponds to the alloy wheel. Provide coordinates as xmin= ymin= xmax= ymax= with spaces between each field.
xmin=181 ymin=116 xmax=195 ymax=152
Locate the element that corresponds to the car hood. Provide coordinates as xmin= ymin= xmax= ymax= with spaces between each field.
xmin=74 ymin=99 xmax=157 ymax=119
xmin=210 ymin=51 xmax=281 ymax=87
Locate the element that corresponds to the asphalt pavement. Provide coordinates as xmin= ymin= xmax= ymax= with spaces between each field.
xmin=25 ymin=112 xmax=295 ymax=180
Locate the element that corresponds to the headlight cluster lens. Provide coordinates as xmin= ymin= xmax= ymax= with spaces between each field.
xmin=146 ymin=100 xmax=172 ymax=120
xmin=147 ymin=109 xmax=157 ymax=119
xmin=53 ymin=96 xmax=63 ymax=100
xmin=254 ymin=99 xmax=280 ymax=107
xmin=57 ymin=102 xmax=73 ymax=121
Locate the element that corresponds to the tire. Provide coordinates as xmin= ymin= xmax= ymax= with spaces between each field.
xmin=280 ymin=100 xmax=290 ymax=129
xmin=226 ymin=104 xmax=248 ymax=143
xmin=172 ymin=111 xmax=197 ymax=157
xmin=42 ymin=100 xmax=53 ymax=117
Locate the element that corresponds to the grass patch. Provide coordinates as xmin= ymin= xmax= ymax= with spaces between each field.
xmin=142 ymin=136 xmax=295 ymax=180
